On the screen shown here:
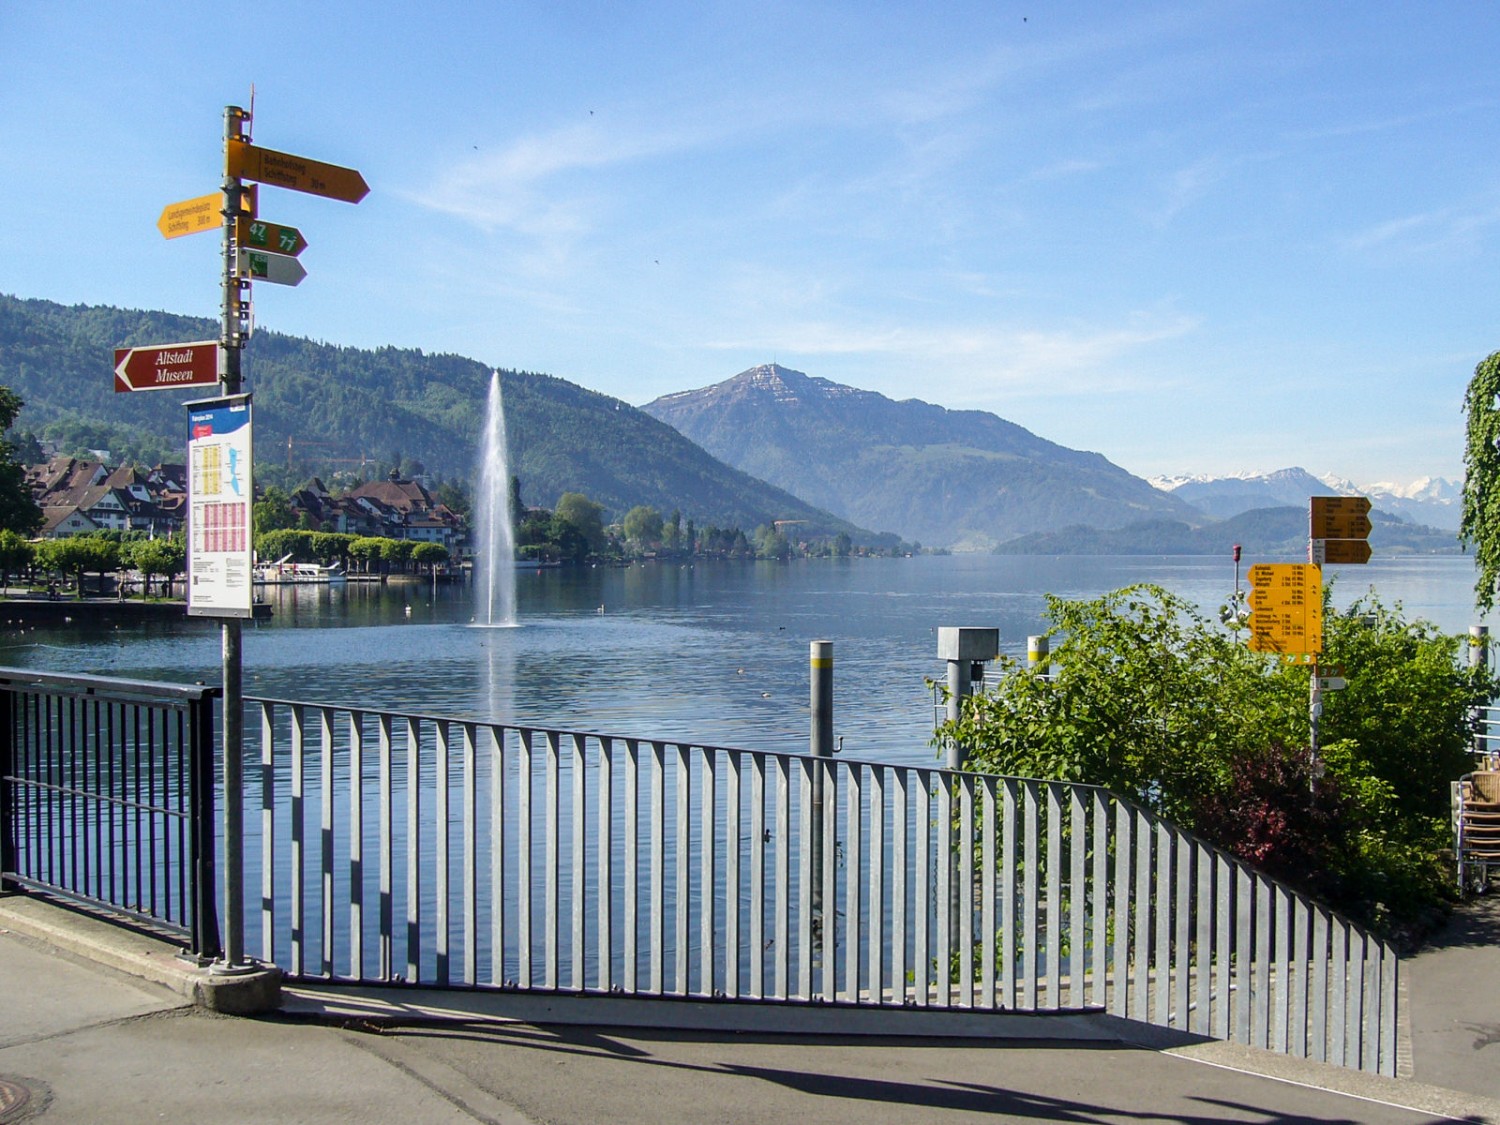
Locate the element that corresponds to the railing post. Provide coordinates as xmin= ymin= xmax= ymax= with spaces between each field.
xmin=190 ymin=691 xmax=222 ymax=959
xmin=0 ymin=682 xmax=14 ymax=894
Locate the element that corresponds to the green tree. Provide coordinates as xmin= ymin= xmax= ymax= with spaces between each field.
xmin=254 ymin=485 xmax=298 ymax=535
xmin=126 ymin=535 xmax=186 ymax=597
xmin=37 ymin=534 xmax=120 ymax=597
xmin=622 ymin=505 xmax=664 ymax=550
xmin=553 ymin=492 xmax=605 ymax=556
xmin=349 ymin=536 xmax=386 ymax=574
xmin=255 ymin=528 xmax=316 ymax=563
xmin=1462 ymin=350 xmax=1500 ymax=611
xmin=0 ymin=528 xmax=35 ymax=591
xmin=0 ymin=386 xmax=43 ymax=536
xmin=411 ymin=541 xmax=450 ymax=577
xmin=379 ymin=537 xmax=414 ymax=574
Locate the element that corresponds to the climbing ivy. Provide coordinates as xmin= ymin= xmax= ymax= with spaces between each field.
xmin=1461 ymin=350 xmax=1500 ymax=611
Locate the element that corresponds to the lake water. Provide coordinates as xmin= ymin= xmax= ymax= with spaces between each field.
xmin=1 ymin=554 xmax=1489 ymax=769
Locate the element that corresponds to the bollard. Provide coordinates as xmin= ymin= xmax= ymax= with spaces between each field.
xmin=937 ymin=628 xmax=999 ymax=770
xmin=1027 ymin=634 xmax=1049 ymax=673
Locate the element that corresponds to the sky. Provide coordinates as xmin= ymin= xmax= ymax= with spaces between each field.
xmin=2 ymin=2 xmax=1497 ymax=489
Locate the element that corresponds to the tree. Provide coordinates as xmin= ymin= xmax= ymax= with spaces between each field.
xmin=0 ymin=528 xmax=34 ymax=591
xmin=622 ymin=505 xmax=664 ymax=549
xmin=254 ymin=485 xmax=299 ymax=534
xmin=0 ymin=386 xmax=43 ymax=536
xmin=36 ymin=534 xmax=120 ymax=597
xmin=126 ymin=535 xmax=185 ymax=597
xmin=1462 ymin=350 xmax=1500 ymax=611
xmin=349 ymin=536 xmax=386 ymax=574
xmin=411 ymin=541 xmax=450 ymax=577
xmin=553 ymin=492 xmax=605 ymax=557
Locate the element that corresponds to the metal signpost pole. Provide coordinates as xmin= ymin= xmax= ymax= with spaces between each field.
xmin=218 ymin=104 xmax=249 ymax=969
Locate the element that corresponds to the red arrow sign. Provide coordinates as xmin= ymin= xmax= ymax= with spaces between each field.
xmin=113 ymin=341 xmax=220 ymax=393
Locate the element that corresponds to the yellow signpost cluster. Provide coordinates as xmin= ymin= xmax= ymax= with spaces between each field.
xmin=1247 ymin=562 xmax=1323 ymax=659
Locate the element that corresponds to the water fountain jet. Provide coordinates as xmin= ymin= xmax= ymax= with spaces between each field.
xmin=475 ymin=370 xmax=517 ymax=627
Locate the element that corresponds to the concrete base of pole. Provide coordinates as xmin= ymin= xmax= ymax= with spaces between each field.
xmin=0 ymin=894 xmax=282 ymax=1016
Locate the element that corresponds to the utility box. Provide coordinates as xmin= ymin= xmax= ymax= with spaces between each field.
xmin=936 ymin=627 xmax=999 ymax=663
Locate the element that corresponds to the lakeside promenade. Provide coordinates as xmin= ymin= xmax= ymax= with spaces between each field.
xmin=2 ymin=894 xmax=1498 ymax=1124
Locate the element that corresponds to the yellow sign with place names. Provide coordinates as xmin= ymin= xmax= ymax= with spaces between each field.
xmin=1247 ymin=562 xmax=1323 ymax=657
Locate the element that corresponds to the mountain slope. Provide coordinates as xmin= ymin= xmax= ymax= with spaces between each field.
xmin=1151 ymin=467 xmax=1461 ymax=531
xmin=0 ymin=294 xmax=884 ymax=540
xmin=643 ymin=363 xmax=1199 ymax=548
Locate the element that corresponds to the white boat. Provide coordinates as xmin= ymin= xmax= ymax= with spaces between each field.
xmin=253 ymin=555 xmax=348 ymax=585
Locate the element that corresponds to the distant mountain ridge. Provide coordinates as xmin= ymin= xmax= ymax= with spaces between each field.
xmin=1149 ymin=467 xmax=1460 ymax=530
xmin=643 ymin=364 xmax=1199 ymax=549
xmin=0 ymin=294 xmax=885 ymax=542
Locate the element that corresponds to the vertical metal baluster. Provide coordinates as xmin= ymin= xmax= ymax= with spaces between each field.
xmin=725 ymin=750 xmax=741 ymax=999
xmin=349 ymin=711 xmax=364 ymax=981
xmin=624 ymin=739 xmax=639 ymax=994
xmin=675 ymin=742 xmax=689 ymax=996
xmin=1253 ymin=874 xmax=1271 ymax=1049
xmin=597 ymin=737 xmax=613 ymax=992
xmin=979 ymin=777 xmax=996 ymax=1010
xmin=1214 ymin=853 xmax=1232 ymax=1042
xmin=1273 ymin=884 xmax=1291 ymax=1054
xmin=1380 ymin=943 xmax=1398 ymax=1076
xmin=1234 ymin=864 xmax=1253 ymax=1046
xmin=774 ymin=754 xmax=789 ymax=1000
xmin=320 ymin=708 xmax=335 ymax=979
xmin=1132 ymin=810 xmax=1151 ymax=1023
xmin=570 ymin=732 xmax=585 ymax=992
xmin=1022 ymin=781 xmax=1039 ymax=1011
xmin=435 ymin=721 xmax=451 ymax=987
xmin=1090 ymin=790 xmax=1106 ymax=1011
xmin=406 ymin=716 xmax=421 ymax=984
xmin=545 ymin=730 xmax=560 ymax=991
xmin=913 ymin=770 xmax=929 ymax=1008
xmin=935 ymin=772 xmax=951 ymax=1008
xmin=1312 ymin=905 xmax=1330 ymax=1063
xmin=957 ymin=774 xmax=972 ymax=1008
xmin=517 ymin=730 xmax=534 ymax=989
xmin=749 ymin=752 xmax=765 ymax=999
xmin=289 ymin=704 xmax=305 ymax=977
xmin=820 ymin=757 xmax=838 ymax=1003
xmin=797 ymin=757 xmax=813 ymax=1001
xmin=377 ymin=713 xmax=394 ymax=981
xmin=891 ymin=767 xmax=908 ymax=1007
xmin=1002 ymin=778 xmax=1017 ymax=1010
xmin=1173 ymin=829 xmax=1190 ymax=1032
xmin=1154 ymin=821 xmax=1171 ymax=1029
xmin=259 ymin=702 xmax=277 ymax=966
xmin=701 ymin=747 xmax=716 ymax=998
xmin=1195 ymin=841 xmax=1213 ymax=1036
xmin=1343 ymin=925 xmax=1363 ymax=1070
xmin=1045 ymin=784 xmax=1061 ymax=1011
xmin=488 ymin=725 xmax=504 ymax=987
xmin=845 ymin=763 xmax=862 ymax=1003
xmin=868 ymin=765 xmax=884 ymax=1005
xmin=1111 ymin=801 xmax=1130 ymax=1019
xmin=1067 ymin=786 xmax=1084 ymax=1010
xmin=1290 ymin=892 xmax=1308 ymax=1058
xmin=650 ymin=740 xmax=665 ymax=994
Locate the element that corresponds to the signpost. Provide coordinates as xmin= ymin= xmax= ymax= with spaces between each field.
xmin=1310 ymin=496 xmax=1372 ymax=539
xmin=1247 ymin=562 xmax=1323 ymax=657
xmin=236 ymin=217 xmax=306 ymax=256
xmin=226 ymin=138 xmax=370 ymax=203
xmin=114 ymin=341 xmax=220 ymax=393
xmin=238 ymin=249 xmax=307 ymax=287
xmin=1312 ymin=538 xmax=1373 ymax=565
xmin=157 ymin=193 xmax=222 ymax=239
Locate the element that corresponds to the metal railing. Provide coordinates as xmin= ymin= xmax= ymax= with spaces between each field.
xmin=0 ymin=668 xmax=221 ymax=958
xmin=246 ymin=698 xmax=1398 ymax=1074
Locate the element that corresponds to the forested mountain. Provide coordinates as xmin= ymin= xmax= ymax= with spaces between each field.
xmin=643 ymin=363 xmax=1199 ymax=549
xmin=0 ymin=295 xmax=886 ymax=541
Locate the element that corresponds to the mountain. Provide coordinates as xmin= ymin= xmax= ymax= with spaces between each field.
xmin=642 ymin=363 xmax=1199 ymax=549
xmin=995 ymin=505 xmax=1460 ymax=556
xmin=0 ymin=294 xmax=888 ymax=542
xmin=1151 ymin=467 xmax=1461 ymax=531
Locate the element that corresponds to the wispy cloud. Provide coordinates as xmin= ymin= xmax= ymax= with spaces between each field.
xmin=1339 ymin=202 xmax=1500 ymax=259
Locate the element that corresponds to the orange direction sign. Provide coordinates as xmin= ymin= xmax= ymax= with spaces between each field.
xmin=1310 ymin=495 xmax=1372 ymax=540
xmin=1247 ymin=562 xmax=1323 ymax=656
xmin=226 ymin=139 xmax=369 ymax=204
xmin=157 ymin=193 xmax=220 ymax=239
xmin=1313 ymin=539 xmax=1373 ymax=565
xmin=236 ymin=217 xmax=307 ymax=257
xmin=114 ymin=341 xmax=220 ymax=393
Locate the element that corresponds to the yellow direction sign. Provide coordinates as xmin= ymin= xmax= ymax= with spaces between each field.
xmin=157 ymin=193 xmax=220 ymax=239
xmin=226 ymin=139 xmax=369 ymax=204
xmin=1247 ymin=562 xmax=1323 ymax=656
xmin=1313 ymin=538 xmax=1373 ymax=565
xmin=1310 ymin=495 xmax=1372 ymax=540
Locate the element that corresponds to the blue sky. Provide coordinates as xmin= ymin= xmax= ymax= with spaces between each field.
xmin=2 ymin=2 xmax=1497 ymax=487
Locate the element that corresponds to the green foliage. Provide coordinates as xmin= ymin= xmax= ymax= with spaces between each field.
xmin=938 ymin=583 xmax=1494 ymax=937
xmin=255 ymin=528 xmax=317 ymax=563
xmin=125 ymin=535 xmax=185 ymax=596
xmin=411 ymin=542 xmax=450 ymax=570
xmin=554 ymin=492 xmax=605 ymax=557
xmin=0 ymin=528 xmax=34 ymax=588
xmin=0 ymin=384 xmax=42 ymax=535
xmin=35 ymin=532 xmax=120 ymax=596
xmin=622 ymin=505 xmax=663 ymax=547
xmin=1462 ymin=350 xmax=1500 ymax=611
xmin=254 ymin=486 xmax=298 ymax=534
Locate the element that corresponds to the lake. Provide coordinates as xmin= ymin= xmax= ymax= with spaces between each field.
xmin=0 ymin=554 xmax=1489 ymax=769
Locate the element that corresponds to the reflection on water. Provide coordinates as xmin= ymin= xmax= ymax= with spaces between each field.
xmin=1 ymin=555 xmax=1488 ymax=768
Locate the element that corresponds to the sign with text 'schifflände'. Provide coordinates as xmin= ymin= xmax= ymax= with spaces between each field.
xmin=186 ymin=394 xmax=254 ymax=618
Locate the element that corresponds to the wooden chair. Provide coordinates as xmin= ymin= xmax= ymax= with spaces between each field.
xmin=1458 ymin=772 xmax=1500 ymax=894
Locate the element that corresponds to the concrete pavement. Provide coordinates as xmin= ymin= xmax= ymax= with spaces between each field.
xmin=3 ymin=893 xmax=1500 ymax=1124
